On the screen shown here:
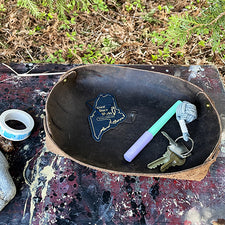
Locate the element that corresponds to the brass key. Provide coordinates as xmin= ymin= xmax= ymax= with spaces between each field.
xmin=147 ymin=149 xmax=171 ymax=170
xmin=147 ymin=132 xmax=192 ymax=172
xmin=160 ymin=148 xmax=186 ymax=172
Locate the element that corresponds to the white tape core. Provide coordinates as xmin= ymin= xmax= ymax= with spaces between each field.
xmin=0 ymin=109 xmax=34 ymax=141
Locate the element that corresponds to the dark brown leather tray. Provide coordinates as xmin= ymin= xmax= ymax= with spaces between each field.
xmin=45 ymin=65 xmax=221 ymax=181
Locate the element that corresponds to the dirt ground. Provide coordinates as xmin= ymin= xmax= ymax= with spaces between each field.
xmin=0 ymin=0 xmax=225 ymax=83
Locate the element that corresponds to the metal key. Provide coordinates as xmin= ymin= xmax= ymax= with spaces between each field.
xmin=160 ymin=148 xmax=186 ymax=172
xmin=147 ymin=149 xmax=171 ymax=169
xmin=161 ymin=131 xmax=193 ymax=158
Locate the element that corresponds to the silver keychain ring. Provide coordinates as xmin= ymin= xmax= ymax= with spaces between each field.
xmin=175 ymin=136 xmax=194 ymax=157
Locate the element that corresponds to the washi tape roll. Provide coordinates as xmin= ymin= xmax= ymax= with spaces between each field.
xmin=0 ymin=109 xmax=34 ymax=141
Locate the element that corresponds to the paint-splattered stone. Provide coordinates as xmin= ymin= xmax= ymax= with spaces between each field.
xmin=0 ymin=151 xmax=16 ymax=211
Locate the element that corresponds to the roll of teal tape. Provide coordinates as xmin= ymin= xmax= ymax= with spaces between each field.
xmin=0 ymin=109 xmax=34 ymax=141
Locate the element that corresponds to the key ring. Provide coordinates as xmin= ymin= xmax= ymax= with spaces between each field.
xmin=175 ymin=136 xmax=194 ymax=157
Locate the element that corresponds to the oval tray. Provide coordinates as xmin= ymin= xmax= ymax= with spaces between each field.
xmin=45 ymin=65 xmax=221 ymax=181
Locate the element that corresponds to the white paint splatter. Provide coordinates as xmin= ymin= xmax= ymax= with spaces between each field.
xmin=40 ymin=159 xmax=56 ymax=201
xmin=185 ymin=207 xmax=201 ymax=225
xmin=125 ymin=209 xmax=133 ymax=217
xmin=177 ymin=210 xmax=184 ymax=216
xmin=34 ymin=90 xmax=48 ymax=97
xmin=23 ymin=145 xmax=29 ymax=151
xmin=220 ymin=114 xmax=225 ymax=154
xmin=173 ymin=199 xmax=178 ymax=207
xmin=188 ymin=65 xmax=204 ymax=81
xmin=116 ymin=175 xmax=121 ymax=182
xmin=23 ymin=146 xmax=57 ymax=225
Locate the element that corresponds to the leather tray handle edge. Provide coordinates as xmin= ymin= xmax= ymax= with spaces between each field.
xmin=58 ymin=70 xmax=77 ymax=82
xmin=44 ymin=115 xmax=75 ymax=161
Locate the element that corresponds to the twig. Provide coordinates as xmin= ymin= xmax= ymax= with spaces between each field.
xmin=26 ymin=49 xmax=35 ymax=62
xmin=190 ymin=43 xmax=198 ymax=54
xmin=195 ymin=49 xmax=212 ymax=57
xmin=95 ymin=32 xmax=103 ymax=44
xmin=2 ymin=63 xmax=20 ymax=75
xmin=98 ymin=12 xmax=124 ymax=25
xmin=0 ymin=41 xmax=7 ymax=48
xmin=26 ymin=64 xmax=38 ymax=74
xmin=2 ymin=63 xmax=65 ymax=76
xmin=0 ymin=73 xmax=22 ymax=83
xmin=17 ymin=51 xmax=26 ymax=62
xmin=219 ymin=54 xmax=225 ymax=65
